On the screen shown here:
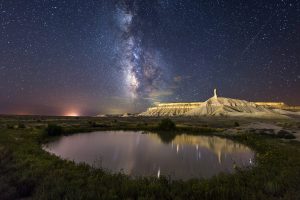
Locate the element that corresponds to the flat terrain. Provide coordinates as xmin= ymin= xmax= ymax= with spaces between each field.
xmin=1 ymin=115 xmax=300 ymax=199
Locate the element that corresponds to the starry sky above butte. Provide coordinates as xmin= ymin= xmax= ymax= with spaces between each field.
xmin=0 ymin=0 xmax=299 ymax=116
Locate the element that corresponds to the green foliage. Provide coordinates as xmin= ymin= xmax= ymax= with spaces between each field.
xmin=158 ymin=118 xmax=176 ymax=131
xmin=45 ymin=124 xmax=64 ymax=136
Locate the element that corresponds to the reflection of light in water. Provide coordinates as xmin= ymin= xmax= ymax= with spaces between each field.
xmin=157 ymin=167 xmax=160 ymax=178
xmin=113 ymin=148 xmax=119 ymax=161
xmin=135 ymin=134 xmax=140 ymax=146
xmin=249 ymin=158 xmax=253 ymax=164
xmin=196 ymin=144 xmax=199 ymax=150
xmin=218 ymin=151 xmax=222 ymax=164
xmin=176 ymin=144 xmax=179 ymax=153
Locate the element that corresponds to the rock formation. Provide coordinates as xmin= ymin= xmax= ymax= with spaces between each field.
xmin=140 ymin=102 xmax=203 ymax=116
xmin=139 ymin=89 xmax=290 ymax=118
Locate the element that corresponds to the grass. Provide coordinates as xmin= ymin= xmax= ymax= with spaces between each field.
xmin=0 ymin=116 xmax=300 ymax=199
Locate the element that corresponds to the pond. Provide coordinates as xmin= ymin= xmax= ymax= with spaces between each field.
xmin=43 ymin=131 xmax=254 ymax=180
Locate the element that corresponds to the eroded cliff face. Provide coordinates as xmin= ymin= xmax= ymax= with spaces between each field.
xmin=184 ymin=96 xmax=281 ymax=117
xmin=255 ymin=102 xmax=300 ymax=111
xmin=139 ymin=89 xmax=299 ymax=117
xmin=255 ymin=102 xmax=287 ymax=109
xmin=140 ymin=102 xmax=204 ymax=116
xmin=139 ymin=96 xmax=287 ymax=118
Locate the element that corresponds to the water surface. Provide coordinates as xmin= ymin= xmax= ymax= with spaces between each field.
xmin=43 ymin=131 xmax=254 ymax=180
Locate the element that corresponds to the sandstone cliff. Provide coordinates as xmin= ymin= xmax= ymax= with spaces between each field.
xmin=139 ymin=90 xmax=288 ymax=118
xmin=184 ymin=96 xmax=282 ymax=118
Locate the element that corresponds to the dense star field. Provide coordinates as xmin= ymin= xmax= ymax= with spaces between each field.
xmin=0 ymin=0 xmax=299 ymax=116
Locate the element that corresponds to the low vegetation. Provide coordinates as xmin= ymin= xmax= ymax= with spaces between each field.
xmin=158 ymin=118 xmax=176 ymax=131
xmin=0 ymin=116 xmax=300 ymax=199
xmin=45 ymin=124 xmax=64 ymax=136
xmin=253 ymin=129 xmax=296 ymax=139
xmin=277 ymin=130 xmax=296 ymax=139
xmin=234 ymin=121 xmax=239 ymax=127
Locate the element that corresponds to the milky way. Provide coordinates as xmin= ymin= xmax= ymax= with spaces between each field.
xmin=114 ymin=1 xmax=168 ymax=100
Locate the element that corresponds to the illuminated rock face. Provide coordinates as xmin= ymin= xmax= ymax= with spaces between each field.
xmin=255 ymin=102 xmax=300 ymax=111
xmin=140 ymin=102 xmax=204 ymax=116
xmin=255 ymin=102 xmax=287 ymax=109
xmin=140 ymin=89 xmax=288 ymax=118
xmin=184 ymin=96 xmax=280 ymax=117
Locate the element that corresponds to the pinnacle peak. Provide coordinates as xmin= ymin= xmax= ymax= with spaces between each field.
xmin=214 ymin=89 xmax=217 ymax=98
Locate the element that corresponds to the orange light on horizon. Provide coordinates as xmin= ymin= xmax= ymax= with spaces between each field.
xmin=64 ymin=111 xmax=80 ymax=117
xmin=15 ymin=111 xmax=31 ymax=116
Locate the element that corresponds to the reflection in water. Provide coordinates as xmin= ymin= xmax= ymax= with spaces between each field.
xmin=43 ymin=131 xmax=254 ymax=180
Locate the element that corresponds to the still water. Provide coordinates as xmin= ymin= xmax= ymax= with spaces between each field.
xmin=43 ymin=131 xmax=254 ymax=180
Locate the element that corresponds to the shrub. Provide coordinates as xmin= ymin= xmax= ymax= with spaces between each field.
xmin=6 ymin=124 xmax=14 ymax=129
xmin=18 ymin=123 xmax=26 ymax=129
xmin=277 ymin=130 xmax=296 ymax=139
xmin=158 ymin=118 xmax=176 ymax=131
xmin=88 ymin=121 xmax=97 ymax=127
xmin=45 ymin=124 xmax=64 ymax=136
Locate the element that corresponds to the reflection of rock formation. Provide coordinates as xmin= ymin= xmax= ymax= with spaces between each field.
xmin=171 ymin=134 xmax=251 ymax=163
xmin=148 ymin=133 xmax=252 ymax=164
xmin=140 ymin=89 xmax=294 ymax=117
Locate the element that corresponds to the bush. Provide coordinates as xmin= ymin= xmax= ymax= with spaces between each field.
xmin=158 ymin=118 xmax=176 ymax=131
xmin=6 ymin=124 xmax=14 ymax=129
xmin=277 ymin=130 xmax=296 ymax=139
xmin=45 ymin=124 xmax=64 ymax=136
xmin=88 ymin=121 xmax=97 ymax=127
xmin=18 ymin=123 xmax=26 ymax=129
xmin=88 ymin=121 xmax=109 ymax=128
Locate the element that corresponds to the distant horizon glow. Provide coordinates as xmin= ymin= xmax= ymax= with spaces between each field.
xmin=64 ymin=111 xmax=80 ymax=117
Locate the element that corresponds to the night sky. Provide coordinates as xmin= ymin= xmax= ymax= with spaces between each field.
xmin=0 ymin=0 xmax=299 ymax=116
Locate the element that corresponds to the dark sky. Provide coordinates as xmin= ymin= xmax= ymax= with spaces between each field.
xmin=0 ymin=0 xmax=299 ymax=116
